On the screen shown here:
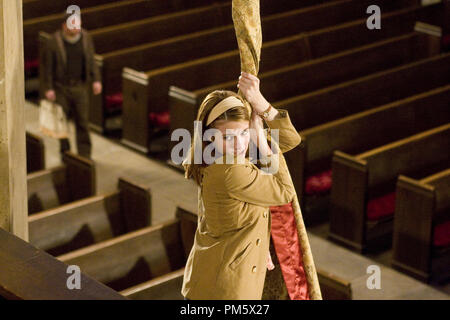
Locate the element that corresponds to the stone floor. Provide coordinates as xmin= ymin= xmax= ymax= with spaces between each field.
xmin=25 ymin=100 xmax=449 ymax=300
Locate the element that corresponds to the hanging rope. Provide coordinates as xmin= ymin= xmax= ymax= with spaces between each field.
xmin=231 ymin=0 xmax=322 ymax=300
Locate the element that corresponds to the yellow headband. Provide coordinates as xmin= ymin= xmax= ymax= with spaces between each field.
xmin=206 ymin=96 xmax=251 ymax=126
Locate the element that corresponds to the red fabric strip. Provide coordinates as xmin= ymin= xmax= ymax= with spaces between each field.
xmin=269 ymin=202 xmax=310 ymax=300
xmin=434 ymin=220 xmax=450 ymax=247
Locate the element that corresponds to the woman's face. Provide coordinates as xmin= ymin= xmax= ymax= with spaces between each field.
xmin=212 ymin=120 xmax=250 ymax=158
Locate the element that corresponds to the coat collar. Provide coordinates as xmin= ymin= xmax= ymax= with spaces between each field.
xmin=212 ymin=153 xmax=253 ymax=165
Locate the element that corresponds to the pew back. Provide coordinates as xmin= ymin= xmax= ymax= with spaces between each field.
xmin=58 ymin=219 xmax=188 ymax=292
xmin=317 ymin=269 xmax=352 ymax=300
xmin=26 ymin=131 xmax=45 ymax=173
xmin=26 ymin=0 xmax=224 ymax=62
xmin=0 ymin=228 xmax=126 ymax=300
xmin=27 ymin=152 xmax=96 ymax=214
xmin=29 ymin=177 xmax=151 ymax=256
xmin=392 ymin=168 xmax=450 ymax=281
xmin=301 ymin=85 xmax=450 ymax=176
xmin=23 ymin=0 xmax=115 ymax=20
xmin=330 ymin=123 xmax=450 ymax=252
xmin=357 ymin=123 xmax=450 ymax=190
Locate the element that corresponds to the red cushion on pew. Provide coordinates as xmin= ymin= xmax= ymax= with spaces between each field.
xmin=269 ymin=202 xmax=310 ymax=300
xmin=434 ymin=220 xmax=450 ymax=247
xmin=305 ymin=169 xmax=332 ymax=195
xmin=149 ymin=111 xmax=170 ymax=129
xmin=443 ymin=34 xmax=450 ymax=52
xmin=366 ymin=191 xmax=396 ymax=221
xmin=105 ymin=92 xmax=123 ymax=110
xmin=25 ymin=59 xmax=39 ymax=72
xmin=443 ymin=34 xmax=450 ymax=46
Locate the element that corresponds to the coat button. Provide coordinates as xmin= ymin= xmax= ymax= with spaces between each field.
xmin=252 ymin=266 xmax=257 ymax=273
xmin=263 ymin=211 xmax=268 ymax=218
xmin=256 ymin=238 xmax=261 ymax=246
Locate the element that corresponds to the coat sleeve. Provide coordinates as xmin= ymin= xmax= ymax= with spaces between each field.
xmin=86 ymin=32 xmax=101 ymax=83
xmin=224 ymin=143 xmax=297 ymax=207
xmin=41 ymin=38 xmax=55 ymax=92
xmin=265 ymin=108 xmax=301 ymax=153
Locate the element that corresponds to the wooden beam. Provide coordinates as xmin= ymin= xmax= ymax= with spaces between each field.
xmin=0 ymin=0 xmax=28 ymax=240
xmin=0 ymin=227 xmax=126 ymax=300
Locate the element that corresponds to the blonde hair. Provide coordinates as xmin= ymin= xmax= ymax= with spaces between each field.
xmin=183 ymin=90 xmax=251 ymax=186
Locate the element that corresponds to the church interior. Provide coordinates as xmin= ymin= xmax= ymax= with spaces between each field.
xmin=0 ymin=0 xmax=449 ymax=300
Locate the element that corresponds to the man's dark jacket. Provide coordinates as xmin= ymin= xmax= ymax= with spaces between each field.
xmin=41 ymin=28 xmax=100 ymax=91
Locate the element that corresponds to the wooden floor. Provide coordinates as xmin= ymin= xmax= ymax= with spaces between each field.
xmin=24 ymin=100 xmax=450 ymax=300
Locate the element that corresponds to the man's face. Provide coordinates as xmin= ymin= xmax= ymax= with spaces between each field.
xmin=63 ymin=15 xmax=82 ymax=36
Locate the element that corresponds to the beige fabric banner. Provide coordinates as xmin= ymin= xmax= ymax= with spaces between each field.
xmin=231 ymin=0 xmax=322 ymax=300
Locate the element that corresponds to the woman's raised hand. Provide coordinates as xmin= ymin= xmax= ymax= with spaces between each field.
xmin=237 ymin=72 xmax=270 ymax=114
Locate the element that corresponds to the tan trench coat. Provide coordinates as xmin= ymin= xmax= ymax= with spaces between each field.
xmin=182 ymin=109 xmax=303 ymax=299
xmin=182 ymin=0 xmax=321 ymax=300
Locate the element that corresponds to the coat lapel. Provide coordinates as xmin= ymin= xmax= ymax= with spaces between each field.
xmin=55 ymin=30 xmax=66 ymax=66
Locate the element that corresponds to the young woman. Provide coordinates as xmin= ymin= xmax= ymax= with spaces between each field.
xmin=181 ymin=72 xmax=302 ymax=300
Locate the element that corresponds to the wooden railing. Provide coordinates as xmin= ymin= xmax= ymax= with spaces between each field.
xmin=0 ymin=227 xmax=127 ymax=300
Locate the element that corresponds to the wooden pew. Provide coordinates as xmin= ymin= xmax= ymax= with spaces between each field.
xmin=0 ymin=227 xmax=126 ymax=300
xmin=88 ymin=0 xmax=325 ymax=55
xmin=121 ymin=268 xmax=185 ymax=300
xmin=163 ymin=5 xmax=443 ymax=159
xmin=26 ymin=0 xmax=227 ymax=69
xmin=182 ymin=52 xmax=450 ymax=204
xmin=317 ymin=268 xmax=352 ymax=300
xmin=166 ymin=30 xmax=441 ymax=174
xmin=168 ymin=30 xmax=440 ymax=148
xmin=276 ymin=53 xmax=450 ymax=199
xmin=26 ymin=131 xmax=45 ymax=173
xmin=182 ymin=39 xmax=449 ymax=133
xmin=57 ymin=216 xmax=197 ymax=293
xmin=122 ymin=0 xmax=424 ymax=152
xmin=22 ymin=0 xmax=116 ymax=20
xmin=329 ymin=123 xmax=450 ymax=253
xmin=34 ymin=0 xmax=321 ymax=76
xmin=119 ymin=206 xmax=352 ymax=299
xmin=92 ymin=0 xmax=441 ymax=63
xmin=36 ymin=0 xmax=317 ymax=129
xmin=118 ymin=205 xmax=195 ymax=299
xmin=29 ymin=177 xmax=152 ymax=256
xmin=28 ymin=152 xmax=96 ymax=214
xmin=392 ymin=168 xmax=450 ymax=282
xmin=296 ymin=85 xmax=450 ymax=225
xmin=167 ymin=2 xmax=445 ymax=149
xmin=121 ymin=267 xmax=353 ymax=300
xmin=37 ymin=1 xmax=232 ymax=62
xmin=443 ymin=0 xmax=450 ymax=51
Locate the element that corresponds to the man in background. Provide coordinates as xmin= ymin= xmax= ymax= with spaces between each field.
xmin=42 ymin=12 xmax=102 ymax=159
